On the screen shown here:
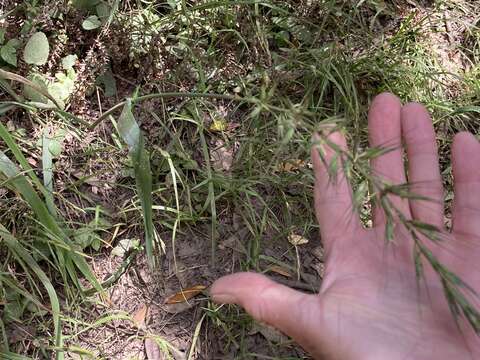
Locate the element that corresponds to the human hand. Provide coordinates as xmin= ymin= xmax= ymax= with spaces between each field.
xmin=211 ymin=93 xmax=480 ymax=359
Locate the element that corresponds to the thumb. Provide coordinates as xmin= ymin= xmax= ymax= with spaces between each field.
xmin=211 ymin=272 xmax=323 ymax=353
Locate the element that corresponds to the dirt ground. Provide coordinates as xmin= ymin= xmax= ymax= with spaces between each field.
xmin=66 ymin=221 xmax=323 ymax=359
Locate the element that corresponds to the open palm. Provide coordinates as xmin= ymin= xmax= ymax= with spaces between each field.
xmin=211 ymin=93 xmax=480 ymax=359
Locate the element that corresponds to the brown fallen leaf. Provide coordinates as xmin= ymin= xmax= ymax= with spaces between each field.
xmin=27 ymin=157 xmax=37 ymax=166
xmin=288 ymin=234 xmax=309 ymax=246
xmin=210 ymin=139 xmax=234 ymax=172
xmin=165 ymin=285 xmax=206 ymax=304
xmin=268 ymin=265 xmax=292 ymax=278
xmin=163 ymin=301 xmax=195 ymax=314
xmin=277 ymin=159 xmax=306 ymax=172
xmin=250 ymin=322 xmax=289 ymax=343
xmin=145 ymin=337 xmax=185 ymax=360
xmin=132 ymin=304 xmax=148 ymax=329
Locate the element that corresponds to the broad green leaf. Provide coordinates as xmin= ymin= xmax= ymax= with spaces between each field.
xmin=82 ymin=15 xmax=102 ymax=30
xmin=0 ymin=29 xmax=5 ymax=44
xmin=117 ymin=100 xmax=155 ymax=265
xmin=74 ymin=217 xmax=110 ymax=250
xmin=118 ymin=100 xmax=140 ymax=149
xmin=61 ymin=54 xmax=77 ymax=70
xmin=23 ymin=32 xmax=49 ymax=65
xmin=96 ymin=2 xmax=110 ymax=18
xmin=7 ymin=38 xmax=21 ymax=49
xmin=91 ymin=238 xmax=101 ymax=251
xmin=49 ymin=72 xmax=75 ymax=102
xmin=0 ymin=43 xmax=17 ymax=66
xmin=72 ymin=0 xmax=100 ymax=10
xmin=167 ymin=0 xmax=180 ymax=9
xmin=74 ymin=227 xmax=96 ymax=250
xmin=48 ymin=139 xmax=62 ymax=157
xmin=23 ymin=73 xmax=49 ymax=103
xmin=47 ymin=69 xmax=76 ymax=109
xmin=98 ymin=68 xmax=117 ymax=97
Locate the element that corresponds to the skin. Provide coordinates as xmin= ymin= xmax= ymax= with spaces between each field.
xmin=210 ymin=93 xmax=480 ymax=359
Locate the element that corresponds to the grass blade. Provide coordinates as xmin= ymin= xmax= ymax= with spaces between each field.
xmin=42 ymin=127 xmax=56 ymax=216
xmin=0 ymin=150 xmax=103 ymax=295
xmin=0 ymin=121 xmax=44 ymax=190
xmin=0 ymin=225 xmax=63 ymax=360
xmin=117 ymin=99 xmax=155 ymax=265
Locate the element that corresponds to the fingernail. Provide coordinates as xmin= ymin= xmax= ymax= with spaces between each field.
xmin=312 ymin=134 xmax=326 ymax=158
xmin=320 ymin=123 xmax=336 ymax=136
xmin=211 ymin=293 xmax=237 ymax=304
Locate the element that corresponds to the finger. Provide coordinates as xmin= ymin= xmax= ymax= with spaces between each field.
xmin=311 ymin=130 xmax=360 ymax=253
xmin=211 ymin=273 xmax=324 ymax=355
xmin=368 ymin=93 xmax=411 ymax=225
xmin=401 ymin=103 xmax=444 ymax=227
xmin=452 ymin=132 xmax=480 ymax=238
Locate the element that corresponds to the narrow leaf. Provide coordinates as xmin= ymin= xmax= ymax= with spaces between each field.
xmin=42 ymin=128 xmax=56 ymax=216
xmin=117 ymin=100 xmax=155 ymax=265
xmin=0 ymin=225 xmax=63 ymax=360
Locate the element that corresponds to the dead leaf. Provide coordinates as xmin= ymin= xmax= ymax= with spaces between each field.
xmin=277 ymin=159 xmax=306 ymax=172
xmin=165 ymin=285 xmax=206 ymax=304
xmin=27 ymin=157 xmax=37 ymax=166
xmin=72 ymin=171 xmax=102 ymax=186
xmin=218 ymin=233 xmax=248 ymax=254
xmin=211 ymin=139 xmax=234 ymax=172
xmin=145 ymin=337 xmax=186 ymax=360
xmin=132 ymin=304 xmax=148 ymax=329
xmin=288 ymin=234 xmax=309 ymax=246
xmin=250 ymin=322 xmax=289 ymax=343
xmin=163 ymin=301 xmax=195 ymax=314
xmin=7 ymin=324 xmax=37 ymax=344
xmin=268 ymin=265 xmax=292 ymax=278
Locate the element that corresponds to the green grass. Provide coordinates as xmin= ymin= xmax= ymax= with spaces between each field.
xmin=1 ymin=0 xmax=480 ymax=358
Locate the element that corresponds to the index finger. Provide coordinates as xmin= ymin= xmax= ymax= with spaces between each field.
xmin=312 ymin=130 xmax=361 ymax=255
